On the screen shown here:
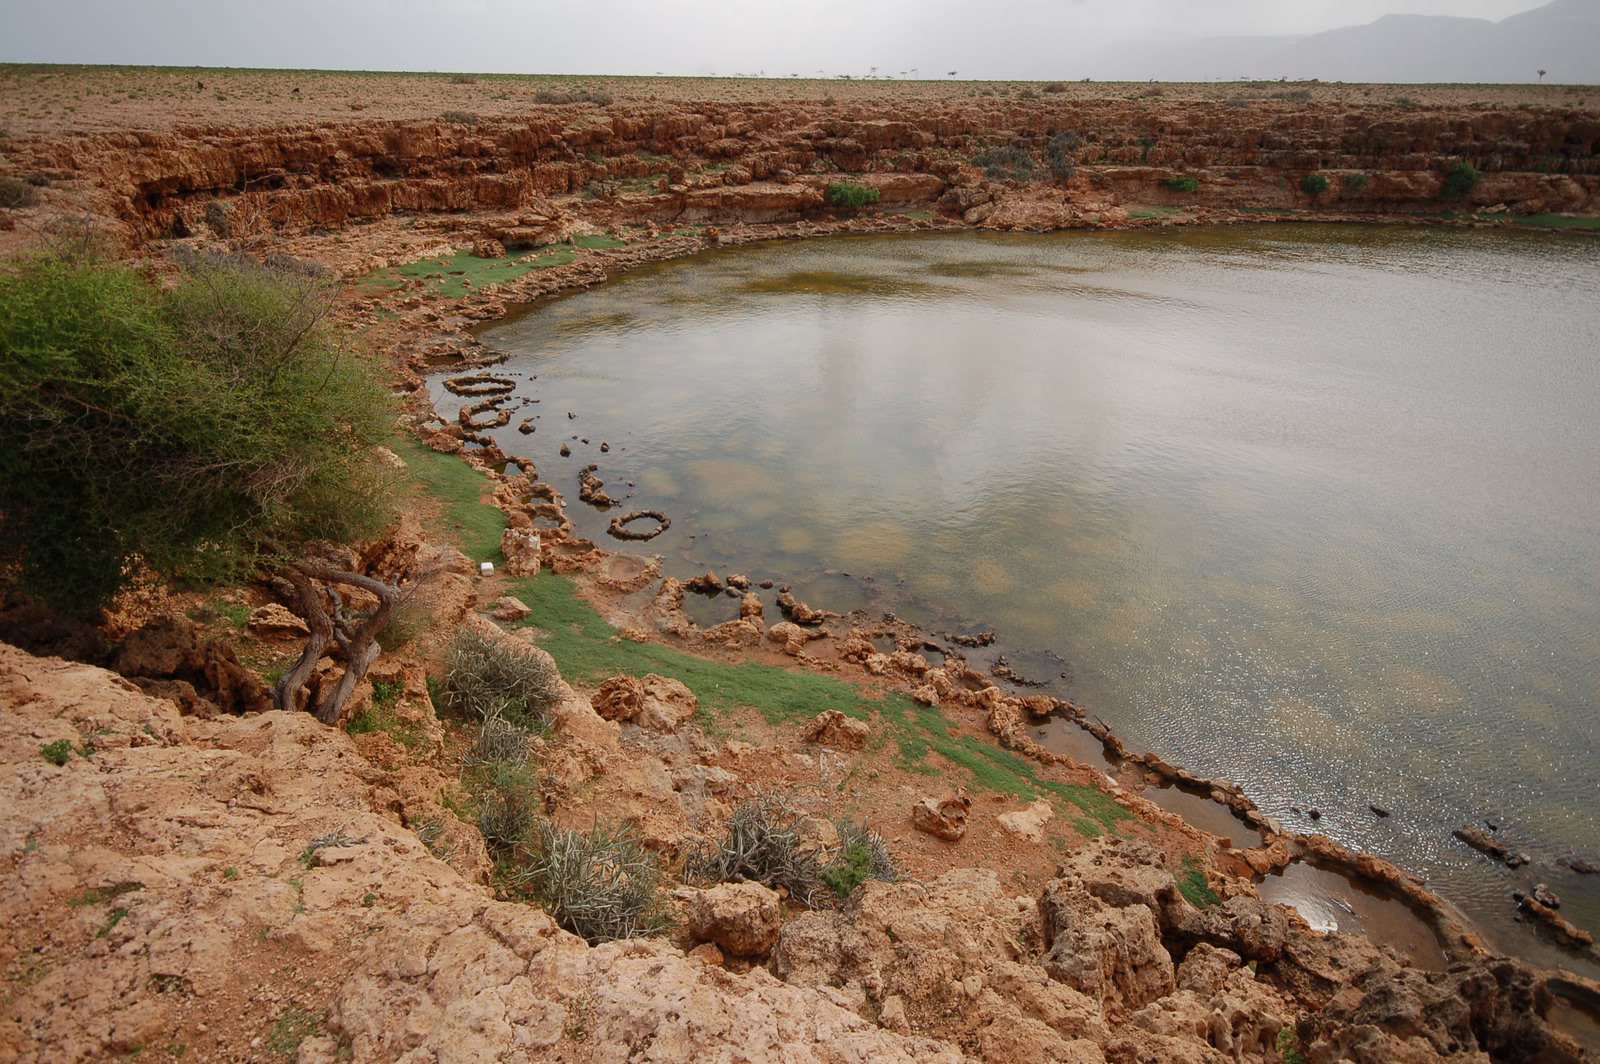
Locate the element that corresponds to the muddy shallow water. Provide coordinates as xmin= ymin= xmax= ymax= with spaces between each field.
xmin=441 ymin=225 xmax=1600 ymax=972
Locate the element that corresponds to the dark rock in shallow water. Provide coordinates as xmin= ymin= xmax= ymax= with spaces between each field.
xmin=1308 ymin=808 xmax=1322 ymax=820
xmin=1370 ymin=804 xmax=1391 ymax=818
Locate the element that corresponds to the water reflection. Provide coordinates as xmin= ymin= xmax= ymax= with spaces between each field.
xmin=447 ymin=225 xmax=1600 ymax=968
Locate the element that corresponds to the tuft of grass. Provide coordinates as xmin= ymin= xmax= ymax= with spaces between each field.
xmin=264 ymin=1007 xmax=322 ymax=1057
xmin=441 ymin=627 xmax=563 ymax=730
xmin=823 ymin=820 xmax=898 ymax=900
xmin=69 ymin=881 xmax=143 ymax=907
xmin=96 ymin=907 xmax=129 ymax=938
xmin=685 ymin=796 xmax=826 ymax=906
xmin=1178 ymin=856 xmax=1221 ymax=908
xmin=1164 ymin=175 xmax=1199 ymax=194
xmin=1278 ymin=1028 xmax=1309 ymax=1064
xmin=345 ymin=678 xmax=427 ymax=748
xmin=572 ymin=233 xmax=627 ymax=249
xmin=1342 ymin=172 xmax=1371 ymax=197
xmin=511 ymin=821 xmax=669 ymax=944
xmin=39 ymin=740 xmax=72 ymax=766
xmin=464 ymin=756 xmax=541 ymax=850
xmin=186 ymin=597 xmax=250 ymax=630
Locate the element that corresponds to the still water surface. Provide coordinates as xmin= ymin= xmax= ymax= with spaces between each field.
xmin=446 ymin=225 xmax=1600 ymax=970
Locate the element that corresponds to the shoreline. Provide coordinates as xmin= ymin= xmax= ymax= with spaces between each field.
xmin=395 ymin=212 xmax=1598 ymax=984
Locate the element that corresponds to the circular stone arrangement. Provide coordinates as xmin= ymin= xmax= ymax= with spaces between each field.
xmin=608 ymin=510 xmax=671 ymax=541
xmin=459 ymin=398 xmax=512 ymax=430
xmin=444 ymin=373 xmax=516 ymax=397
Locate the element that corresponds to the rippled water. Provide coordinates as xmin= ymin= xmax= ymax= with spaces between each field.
xmin=442 ymin=225 xmax=1600 ymax=971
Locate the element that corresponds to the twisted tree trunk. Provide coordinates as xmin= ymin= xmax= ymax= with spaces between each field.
xmin=273 ymin=559 xmax=397 ymax=725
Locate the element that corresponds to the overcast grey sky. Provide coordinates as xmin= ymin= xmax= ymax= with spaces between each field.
xmin=0 ymin=0 xmax=1553 ymax=79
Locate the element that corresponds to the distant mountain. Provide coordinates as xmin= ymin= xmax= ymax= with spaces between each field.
xmin=1086 ymin=0 xmax=1600 ymax=84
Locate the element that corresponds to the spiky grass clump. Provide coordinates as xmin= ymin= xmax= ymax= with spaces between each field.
xmin=467 ymin=712 xmax=530 ymax=768
xmin=469 ymin=758 xmax=542 ymax=851
xmin=441 ymin=628 xmax=562 ymax=730
xmin=513 ymin=822 xmax=670 ymax=944
xmin=685 ymin=796 xmax=827 ymax=907
xmin=823 ymin=819 xmax=899 ymax=901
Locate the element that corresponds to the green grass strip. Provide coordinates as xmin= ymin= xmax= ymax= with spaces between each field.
xmin=391 ymin=436 xmax=506 ymax=562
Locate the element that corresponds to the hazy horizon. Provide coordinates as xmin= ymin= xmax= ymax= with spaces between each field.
xmin=0 ymin=0 xmax=1574 ymax=82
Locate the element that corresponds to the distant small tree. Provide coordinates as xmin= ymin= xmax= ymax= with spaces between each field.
xmin=1165 ymin=175 xmax=1199 ymax=194
xmin=1047 ymin=132 xmax=1081 ymax=183
xmin=1442 ymin=161 xmax=1482 ymax=200
xmin=1538 ymin=69 xmax=1547 ymax=81
xmin=1300 ymin=173 xmax=1331 ymax=199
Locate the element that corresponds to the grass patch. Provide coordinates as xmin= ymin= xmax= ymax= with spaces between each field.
xmin=1514 ymin=213 xmax=1600 ymax=230
xmin=69 ymin=881 xmax=143 ymax=907
xmin=346 ymin=677 xmax=427 ymax=747
xmin=390 ymin=436 xmax=506 ymax=561
xmin=186 ymin=597 xmax=250 ymax=630
xmin=264 ymin=1007 xmax=322 ymax=1057
xmin=896 ymin=210 xmax=933 ymax=220
xmin=572 ymin=233 xmax=627 ymax=249
xmin=1128 ymin=206 xmax=1183 ymax=220
xmin=365 ymin=246 xmax=577 ymax=299
xmin=1178 ymin=856 xmax=1221 ymax=908
xmin=39 ymin=740 xmax=72 ymax=766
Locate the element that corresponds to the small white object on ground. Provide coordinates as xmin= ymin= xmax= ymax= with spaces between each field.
xmin=480 ymin=562 xmax=495 ymax=576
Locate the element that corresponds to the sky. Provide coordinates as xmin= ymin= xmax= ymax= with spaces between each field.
xmin=0 ymin=0 xmax=1554 ymax=79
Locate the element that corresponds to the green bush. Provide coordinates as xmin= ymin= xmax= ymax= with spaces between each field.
xmin=1443 ymin=161 xmax=1482 ymax=200
xmin=1165 ymin=176 xmax=1199 ymax=194
xmin=1300 ymin=173 xmax=1330 ymax=197
xmin=1342 ymin=172 xmax=1371 ymax=197
xmin=1047 ymin=132 xmax=1081 ymax=183
xmin=514 ymin=821 xmax=670 ymax=943
xmin=40 ymin=740 xmax=72 ymax=766
xmin=441 ymin=628 xmax=563 ymax=729
xmin=973 ymin=145 xmax=1035 ymax=182
xmin=0 ymin=250 xmax=394 ymax=616
xmin=825 ymin=182 xmax=881 ymax=211
xmin=0 ymin=176 xmax=39 ymax=209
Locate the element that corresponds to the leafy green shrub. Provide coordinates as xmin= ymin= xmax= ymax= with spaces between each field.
xmin=1164 ymin=176 xmax=1199 ymax=194
xmin=441 ymin=628 xmax=563 ymax=729
xmin=825 ymin=182 xmax=881 ymax=211
xmin=973 ymin=145 xmax=1035 ymax=182
xmin=1442 ymin=161 xmax=1482 ymax=200
xmin=821 ymin=820 xmax=898 ymax=900
xmin=514 ymin=821 xmax=670 ymax=943
xmin=0 ymin=176 xmax=39 ymax=209
xmin=40 ymin=740 xmax=72 ymax=766
xmin=1047 ymin=132 xmax=1081 ymax=183
xmin=0 ymin=250 xmax=393 ymax=616
xmin=1300 ymin=173 xmax=1330 ymax=197
xmin=1342 ymin=172 xmax=1371 ymax=196
xmin=685 ymin=796 xmax=826 ymax=907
